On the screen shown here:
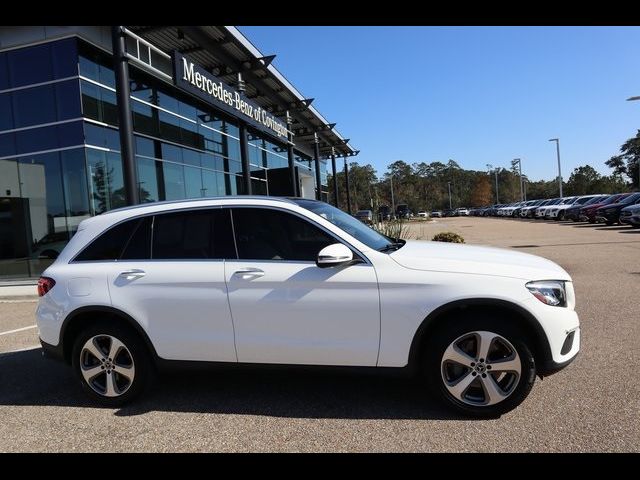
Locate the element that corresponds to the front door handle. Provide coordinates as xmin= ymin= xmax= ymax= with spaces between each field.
xmin=119 ymin=269 xmax=146 ymax=280
xmin=233 ymin=267 xmax=265 ymax=279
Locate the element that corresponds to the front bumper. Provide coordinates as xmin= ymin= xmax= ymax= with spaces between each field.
xmin=40 ymin=338 xmax=65 ymax=362
xmin=595 ymin=212 xmax=617 ymax=224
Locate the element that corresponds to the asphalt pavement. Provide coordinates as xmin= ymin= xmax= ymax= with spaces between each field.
xmin=0 ymin=217 xmax=638 ymax=452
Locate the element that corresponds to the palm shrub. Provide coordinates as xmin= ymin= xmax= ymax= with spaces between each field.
xmin=431 ymin=232 xmax=465 ymax=243
xmin=371 ymin=220 xmax=410 ymax=241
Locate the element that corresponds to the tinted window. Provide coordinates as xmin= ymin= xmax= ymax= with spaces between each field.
xmin=232 ymin=208 xmax=336 ymax=261
xmin=121 ymin=216 xmax=152 ymax=260
xmin=152 ymin=209 xmax=235 ymax=260
xmin=75 ymin=218 xmax=141 ymax=261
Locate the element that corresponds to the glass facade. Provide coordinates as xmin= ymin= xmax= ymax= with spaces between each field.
xmin=0 ymin=36 xmax=327 ymax=281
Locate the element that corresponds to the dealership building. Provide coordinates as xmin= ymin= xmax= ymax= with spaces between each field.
xmin=0 ymin=26 xmax=358 ymax=282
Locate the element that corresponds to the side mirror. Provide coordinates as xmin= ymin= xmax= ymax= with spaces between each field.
xmin=316 ymin=243 xmax=353 ymax=268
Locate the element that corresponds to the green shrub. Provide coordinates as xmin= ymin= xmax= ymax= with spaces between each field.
xmin=431 ymin=231 xmax=465 ymax=243
xmin=371 ymin=220 xmax=410 ymax=241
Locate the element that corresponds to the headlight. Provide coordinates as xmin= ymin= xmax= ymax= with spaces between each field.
xmin=526 ymin=280 xmax=567 ymax=307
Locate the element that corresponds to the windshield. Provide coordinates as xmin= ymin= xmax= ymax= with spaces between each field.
xmin=560 ymin=197 xmax=576 ymax=204
xmin=574 ymin=196 xmax=594 ymax=205
xmin=292 ymin=199 xmax=393 ymax=251
xmin=620 ymin=192 xmax=640 ymax=204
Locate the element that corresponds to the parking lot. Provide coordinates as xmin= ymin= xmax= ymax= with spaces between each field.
xmin=1 ymin=216 xmax=638 ymax=452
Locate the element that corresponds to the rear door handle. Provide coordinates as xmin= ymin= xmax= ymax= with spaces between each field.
xmin=233 ymin=267 xmax=265 ymax=279
xmin=119 ymin=269 xmax=146 ymax=280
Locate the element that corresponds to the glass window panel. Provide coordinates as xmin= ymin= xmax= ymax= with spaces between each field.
xmin=231 ymin=208 xmax=335 ymax=261
xmin=7 ymin=44 xmax=52 ymax=88
xmin=184 ymin=165 xmax=203 ymax=199
xmin=106 ymin=152 xmax=126 ymax=210
xmin=202 ymin=170 xmax=219 ymax=197
xmin=156 ymin=90 xmax=178 ymax=111
xmin=15 ymin=125 xmax=58 ymax=154
xmin=228 ymin=159 xmax=243 ymax=175
xmin=84 ymin=124 xmax=121 ymax=151
xmin=161 ymin=143 xmax=182 ymax=163
xmin=18 ymin=152 xmax=65 ymax=242
xmin=51 ymin=38 xmax=78 ymax=78
xmin=55 ymin=79 xmax=82 ymax=120
xmin=0 ymin=53 xmax=9 ymax=90
xmin=79 ymin=55 xmax=99 ymax=81
xmin=162 ymin=162 xmax=185 ymax=200
xmin=226 ymin=137 xmax=241 ymax=161
xmin=0 ymin=93 xmax=13 ymax=130
xmin=60 ymin=148 xmax=90 ymax=233
xmin=132 ymin=99 xmax=156 ymax=136
xmin=182 ymin=148 xmax=200 ymax=167
xmin=136 ymin=156 xmax=159 ymax=203
xmin=134 ymin=136 xmax=155 ymax=158
xmin=100 ymin=88 xmax=119 ymax=126
xmin=80 ymin=79 xmax=99 ymax=120
xmin=158 ymin=110 xmax=181 ymax=143
xmin=12 ymin=84 xmax=56 ymax=128
xmin=0 ymin=132 xmax=15 ymax=157
xmin=88 ymin=149 xmax=126 ymax=214
xmin=99 ymin=64 xmax=115 ymax=89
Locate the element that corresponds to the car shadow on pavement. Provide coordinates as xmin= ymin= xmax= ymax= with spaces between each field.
xmin=0 ymin=348 xmax=465 ymax=421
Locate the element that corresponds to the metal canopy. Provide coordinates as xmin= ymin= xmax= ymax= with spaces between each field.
xmin=127 ymin=25 xmax=357 ymax=158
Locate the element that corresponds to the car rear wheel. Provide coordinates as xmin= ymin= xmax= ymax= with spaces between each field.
xmin=424 ymin=315 xmax=536 ymax=417
xmin=72 ymin=322 xmax=154 ymax=406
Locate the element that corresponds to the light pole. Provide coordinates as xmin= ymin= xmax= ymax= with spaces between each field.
xmin=513 ymin=158 xmax=523 ymax=201
xmin=548 ymin=138 xmax=563 ymax=197
xmin=447 ymin=181 xmax=452 ymax=209
xmin=487 ymin=164 xmax=499 ymax=203
xmin=389 ymin=175 xmax=395 ymax=217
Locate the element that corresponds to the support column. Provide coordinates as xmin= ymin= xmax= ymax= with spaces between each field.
xmin=331 ymin=147 xmax=339 ymax=207
xmin=239 ymin=121 xmax=251 ymax=195
xmin=344 ymin=156 xmax=352 ymax=214
xmin=237 ymin=72 xmax=251 ymax=195
xmin=313 ymin=132 xmax=322 ymax=201
xmin=286 ymin=111 xmax=298 ymax=197
xmin=111 ymin=26 xmax=138 ymax=206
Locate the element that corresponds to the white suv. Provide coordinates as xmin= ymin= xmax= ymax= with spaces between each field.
xmin=36 ymin=197 xmax=580 ymax=416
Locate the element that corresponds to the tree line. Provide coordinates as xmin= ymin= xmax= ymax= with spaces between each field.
xmin=328 ymin=130 xmax=640 ymax=213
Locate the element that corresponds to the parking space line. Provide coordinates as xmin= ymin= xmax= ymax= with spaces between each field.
xmin=0 ymin=325 xmax=37 ymax=336
xmin=0 ymin=345 xmax=41 ymax=357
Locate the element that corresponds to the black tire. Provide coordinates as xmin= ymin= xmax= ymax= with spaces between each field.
xmin=557 ymin=211 xmax=565 ymax=221
xmin=606 ymin=221 xmax=614 ymax=226
xmin=71 ymin=320 xmax=154 ymax=407
xmin=423 ymin=313 xmax=536 ymax=418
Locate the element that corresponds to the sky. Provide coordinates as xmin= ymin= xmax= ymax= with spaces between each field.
xmin=238 ymin=26 xmax=640 ymax=182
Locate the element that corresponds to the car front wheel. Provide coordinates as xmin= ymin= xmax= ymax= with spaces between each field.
xmin=425 ymin=317 xmax=536 ymax=417
xmin=72 ymin=322 xmax=154 ymax=406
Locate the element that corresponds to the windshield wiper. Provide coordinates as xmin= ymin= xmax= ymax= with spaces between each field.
xmin=378 ymin=242 xmax=404 ymax=252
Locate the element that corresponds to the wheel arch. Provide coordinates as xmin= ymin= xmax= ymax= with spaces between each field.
xmin=407 ymin=298 xmax=551 ymax=369
xmin=60 ymin=306 xmax=159 ymax=365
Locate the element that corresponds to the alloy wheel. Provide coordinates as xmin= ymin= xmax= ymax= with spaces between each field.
xmin=441 ymin=331 xmax=521 ymax=406
xmin=80 ymin=335 xmax=136 ymax=397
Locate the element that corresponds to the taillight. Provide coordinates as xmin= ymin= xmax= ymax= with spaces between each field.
xmin=37 ymin=277 xmax=56 ymax=297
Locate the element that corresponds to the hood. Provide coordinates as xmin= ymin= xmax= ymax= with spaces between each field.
xmin=390 ymin=240 xmax=571 ymax=281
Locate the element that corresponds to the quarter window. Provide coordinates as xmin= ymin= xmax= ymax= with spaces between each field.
xmin=74 ymin=217 xmax=147 ymax=261
xmin=231 ymin=208 xmax=336 ymax=261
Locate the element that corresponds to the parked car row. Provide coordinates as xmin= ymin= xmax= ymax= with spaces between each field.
xmin=469 ymin=192 xmax=640 ymax=226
